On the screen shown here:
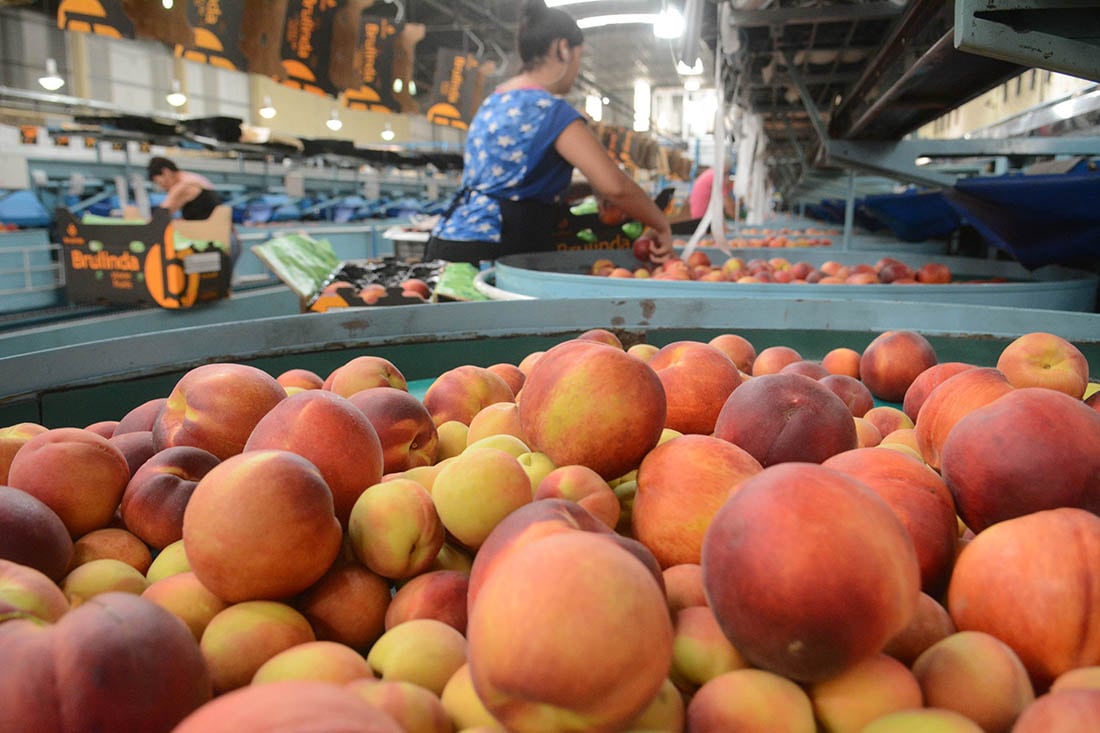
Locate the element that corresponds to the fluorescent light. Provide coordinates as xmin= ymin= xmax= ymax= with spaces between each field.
xmin=381 ymin=123 xmax=395 ymax=141
xmin=258 ymin=95 xmax=277 ymax=120
xmin=326 ymin=110 xmax=343 ymax=132
xmin=38 ymin=58 xmax=65 ymax=92
xmin=546 ymin=0 xmax=604 ymax=6
xmin=633 ymin=78 xmax=651 ymax=132
xmin=653 ymin=7 xmax=684 ymax=39
xmin=585 ymin=94 xmax=603 ymax=122
xmin=578 ymin=14 xmax=659 ymax=30
xmin=166 ymin=79 xmax=187 ymax=107
xmin=676 ymin=57 xmax=703 ymax=75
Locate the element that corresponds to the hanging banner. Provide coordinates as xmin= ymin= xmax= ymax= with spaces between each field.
xmin=240 ymin=0 xmax=288 ymax=79
xmin=391 ymin=22 xmax=425 ymax=114
xmin=425 ymin=49 xmax=480 ymax=130
xmin=342 ymin=15 xmax=401 ymax=112
xmin=175 ymin=0 xmax=248 ymax=71
xmin=120 ymin=0 xmax=193 ymax=47
xmin=55 ymin=0 xmax=134 ymax=39
xmin=280 ymin=0 xmax=342 ymax=97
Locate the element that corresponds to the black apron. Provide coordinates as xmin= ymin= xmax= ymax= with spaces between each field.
xmin=426 ymin=189 xmax=566 ymax=264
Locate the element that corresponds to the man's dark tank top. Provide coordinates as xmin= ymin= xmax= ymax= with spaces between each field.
xmin=181 ymin=187 xmax=222 ymax=220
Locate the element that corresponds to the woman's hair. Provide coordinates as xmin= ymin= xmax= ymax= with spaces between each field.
xmin=147 ymin=156 xmax=178 ymax=180
xmin=517 ymin=0 xmax=583 ymax=69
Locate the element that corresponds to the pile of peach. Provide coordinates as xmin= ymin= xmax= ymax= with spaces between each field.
xmin=595 ymin=252 xmax=956 ymax=284
xmin=1 ymin=326 xmax=1099 ymax=731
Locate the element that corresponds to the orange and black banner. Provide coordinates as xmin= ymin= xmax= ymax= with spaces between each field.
xmin=55 ymin=0 xmax=134 ymax=39
xmin=342 ymin=15 xmax=400 ymax=112
xmin=425 ymin=49 xmax=480 ymax=130
xmin=175 ymin=0 xmax=247 ymax=71
xmin=280 ymin=0 xmax=342 ymax=97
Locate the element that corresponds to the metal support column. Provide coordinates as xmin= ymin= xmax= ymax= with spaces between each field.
xmin=842 ymin=170 xmax=855 ymax=251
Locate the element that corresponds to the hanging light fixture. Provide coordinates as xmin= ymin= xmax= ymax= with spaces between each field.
xmin=38 ymin=58 xmax=65 ymax=92
xmin=166 ymin=79 xmax=187 ymax=108
xmin=258 ymin=95 xmax=277 ymax=120
xmin=380 ymin=122 xmax=395 ymax=141
xmin=408 ymin=80 xmax=417 ymax=96
xmin=392 ymin=78 xmax=403 ymax=94
xmin=325 ymin=109 xmax=343 ymax=132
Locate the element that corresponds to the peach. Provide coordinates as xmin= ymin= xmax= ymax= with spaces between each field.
xmin=0 ymin=484 xmax=73 ymax=581
xmin=623 ymin=677 xmax=685 ymax=732
xmin=750 ymin=345 xmax=802 ymax=376
xmin=367 ymin=618 xmax=468 ymax=696
xmin=422 ymin=365 xmax=514 ymax=427
xmin=883 ymin=590 xmax=957 ymax=666
xmin=108 ymin=429 xmax=157 ymax=477
xmin=854 ymin=416 xmax=884 ymax=448
xmin=84 ymin=420 xmax=118 ymax=438
xmin=702 ymin=463 xmax=920 ymax=682
xmin=912 ymin=630 xmax=1035 ymax=732
xmin=182 ymin=450 xmax=343 ymax=602
xmin=431 ymin=447 xmax=532 ymax=551
xmin=577 ymin=327 xmax=624 ymax=349
xmin=324 ymin=355 xmax=408 ymax=397
xmin=113 ymin=397 xmax=167 ymax=435
xmin=862 ymin=404 xmax=915 ymax=438
xmin=464 ymin=401 xmax=527 ymax=446
xmin=485 ymin=362 xmax=526 ymax=396
xmin=6 ymin=427 xmax=130 ymax=538
xmin=1053 ymin=666 xmax=1100 ymax=692
xmin=996 ymin=331 xmax=1090 ymax=398
xmin=251 ymin=640 xmax=374 ymax=685
xmin=633 ymin=434 xmax=762 ymax=567
xmin=880 ymin=427 xmax=921 ymax=455
xmin=61 ymin=557 xmax=149 ymax=606
xmin=276 ymin=367 xmax=324 ymax=393
xmin=464 ymin=432 xmax=530 ymax=459
xmin=779 ymin=359 xmax=830 ymax=380
xmin=518 ymin=339 xmax=667 ymax=480
xmin=152 ymin=363 xmax=286 ymax=460
xmin=914 ymin=367 xmax=1014 ymax=471
xmin=0 ymin=592 xmax=211 ymax=732
xmin=517 ymin=450 xmax=558 ymax=495
xmin=434 ymin=419 xmax=469 ymax=461
xmin=385 ymin=569 xmax=469 ymax=633
xmin=70 ymin=527 xmax=153 ymax=575
xmin=859 ymin=330 xmax=938 ymax=403
xmin=685 ymin=668 xmax=816 ymax=732
xmin=348 ymin=386 xmax=439 ymax=474
xmin=822 ymin=347 xmax=862 ymax=378
xmin=533 ymin=463 xmax=621 ymax=529
xmin=809 ymin=653 xmax=924 ymax=733
xmin=1013 ymin=689 xmax=1100 ymax=733
xmin=902 ymin=361 xmax=976 ymax=422
xmin=172 ymin=679 xmax=402 ymax=732
xmin=670 ymin=604 xmax=750 ymax=693
xmin=941 ymin=387 xmax=1100 ymax=532
xmin=432 ymin=542 xmax=475 ymax=575
xmin=296 ymin=560 xmax=392 ymax=652
xmin=663 ymin=562 xmax=707 ymax=614
xmin=467 ymin=530 xmax=673 ymax=733
xmin=860 ymin=708 xmax=983 ymax=732
xmin=647 ymin=340 xmax=743 ymax=435
xmin=141 ymin=570 xmax=229 ymax=642
xmin=347 ymin=478 xmax=444 ymax=580
xmin=708 ymin=333 xmax=756 ymax=373
xmin=145 ymin=538 xmax=190 ymax=582
xmin=823 ymin=447 xmax=958 ymax=596
xmin=244 ymin=389 xmax=384 ymax=527
xmin=440 ymin=663 xmax=506 ymax=731
xmin=626 ymin=342 xmax=660 ymax=362
xmin=118 ymin=445 xmax=219 ymax=550
xmin=200 ymin=600 xmax=316 ymax=693
xmin=347 ymin=678 xmax=453 ymax=733
xmin=517 ymin=350 xmax=544 ymax=375
xmin=820 ymin=373 xmax=875 ymax=417
xmin=713 ymin=373 xmax=858 ymax=466
xmin=0 ymin=557 xmax=69 ymax=623
xmin=0 ymin=421 xmax=48 ymax=483
xmin=947 ymin=507 xmax=1100 ymax=690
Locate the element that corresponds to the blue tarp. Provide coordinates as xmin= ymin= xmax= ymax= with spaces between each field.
xmin=861 ymin=190 xmax=960 ymax=242
xmin=0 ymin=190 xmax=51 ymax=228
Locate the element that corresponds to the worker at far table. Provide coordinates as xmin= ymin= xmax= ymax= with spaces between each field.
xmin=147 ymin=156 xmax=241 ymax=265
xmin=689 ymin=165 xmax=738 ymax=221
xmin=426 ymin=0 xmax=673 ymax=266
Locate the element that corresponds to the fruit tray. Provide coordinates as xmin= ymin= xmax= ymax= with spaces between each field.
xmin=492 ymin=248 xmax=1099 ymax=312
xmin=2 ymin=296 xmax=1099 ymax=429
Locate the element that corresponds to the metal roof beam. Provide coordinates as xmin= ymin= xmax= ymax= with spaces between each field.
xmin=725 ymin=2 xmax=906 ymax=28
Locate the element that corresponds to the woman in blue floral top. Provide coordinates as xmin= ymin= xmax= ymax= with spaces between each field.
xmin=427 ymin=0 xmax=673 ymax=265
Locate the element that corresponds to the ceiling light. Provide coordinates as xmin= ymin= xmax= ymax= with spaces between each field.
xmin=915 ymin=156 xmax=932 ymax=166
xmin=326 ymin=110 xmax=343 ymax=132
xmin=409 ymin=80 xmax=417 ymax=96
xmin=162 ymin=0 xmax=173 ymax=8
xmin=577 ymin=14 xmax=660 ymax=31
xmin=546 ymin=0 xmax=603 ymax=6
xmin=676 ymin=57 xmax=703 ymax=75
xmin=258 ymin=95 xmax=277 ymax=120
xmin=38 ymin=58 xmax=65 ymax=92
xmin=165 ymin=79 xmax=187 ymax=108
xmin=683 ymin=78 xmax=701 ymax=92
xmin=602 ymin=96 xmax=609 ymax=105
xmin=381 ymin=123 xmax=395 ymax=141
xmin=393 ymin=78 xmax=403 ymax=94
xmin=585 ymin=94 xmax=603 ymax=122
xmin=653 ymin=7 xmax=685 ymax=39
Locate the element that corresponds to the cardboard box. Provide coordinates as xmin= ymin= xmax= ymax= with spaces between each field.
xmin=251 ymin=232 xmax=447 ymax=312
xmin=56 ymin=206 xmax=232 ymax=309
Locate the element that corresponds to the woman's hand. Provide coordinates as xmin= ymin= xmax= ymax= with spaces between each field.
xmin=643 ymin=227 xmax=674 ymax=264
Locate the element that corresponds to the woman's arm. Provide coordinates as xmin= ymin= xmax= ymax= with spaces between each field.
xmin=554 ymin=120 xmax=673 ymax=262
xmin=160 ymin=180 xmax=203 ymax=215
